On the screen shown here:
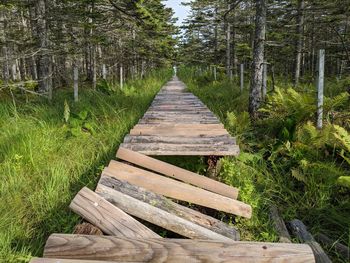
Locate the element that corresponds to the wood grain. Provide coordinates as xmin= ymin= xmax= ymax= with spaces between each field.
xmin=116 ymin=147 xmax=239 ymax=199
xmin=105 ymin=161 xmax=252 ymax=218
xmin=69 ymin=187 xmax=160 ymax=238
xmin=98 ymin=175 xmax=239 ymax=240
xmin=44 ymin=234 xmax=316 ymax=263
xmin=96 ymin=183 xmax=233 ymax=241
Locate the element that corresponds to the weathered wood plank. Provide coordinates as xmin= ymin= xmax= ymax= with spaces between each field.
xmin=120 ymin=143 xmax=240 ymax=156
xmin=130 ymin=129 xmax=229 ymax=137
xmin=116 ymin=147 xmax=239 ymax=198
xmin=44 ymin=234 xmax=316 ymax=262
xmin=96 ymin=183 xmax=233 ymax=241
xmin=105 ymin=161 xmax=252 ymax=218
xmin=30 ymin=259 xmax=115 ymax=263
xmin=269 ymin=205 xmax=291 ymax=243
xmin=69 ymin=187 xmax=160 ymax=238
xmin=98 ymin=175 xmax=240 ymax=240
xmin=133 ymin=124 xmax=224 ymax=129
xmin=123 ymin=135 xmax=236 ymax=145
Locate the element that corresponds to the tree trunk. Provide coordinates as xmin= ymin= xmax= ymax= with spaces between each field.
xmin=294 ymin=0 xmax=305 ymax=86
xmin=249 ymin=0 xmax=266 ymax=118
xmin=34 ymin=0 xmax=52 ymax=98
xmin=226 ymin=4 xmax=232 ymax=79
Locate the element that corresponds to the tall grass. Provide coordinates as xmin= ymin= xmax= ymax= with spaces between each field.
xmin=179 ymin=67 xmax=350 ymax=262
xmin=0 ymin=69 xmax=171 ymax=262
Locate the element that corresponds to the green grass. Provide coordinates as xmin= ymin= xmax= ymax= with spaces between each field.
xmin=0 ymin=69 xmax=171 ymax=262
xmin=179 ymin=67 xmax=350 ymax=262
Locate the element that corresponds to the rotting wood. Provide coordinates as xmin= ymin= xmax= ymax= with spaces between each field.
xmin=116 ymin=147 xmax=239 ymax=199
xmin=43 ymin=234 xmax=316 ymax=263
xmin=69 ymin=187 xmax=160 ymax=238
xmin=105 ymin=161 xmax=252 ymax=218
xmin=289 ymin=219 xmax=331 ymax=263
xmin=96 ymin=183 xmax=234 ymax=241
xmin=269 ymin=205 xmax=291 ymax=243
xmin=98 ymin=175 xmax=240 ymax=240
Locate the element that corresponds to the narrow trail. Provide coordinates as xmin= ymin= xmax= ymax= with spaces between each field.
xmin=121 ymin=77 xmax=239 ymax=156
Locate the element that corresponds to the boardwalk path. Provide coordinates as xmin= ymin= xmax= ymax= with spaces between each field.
xmin=121 ymin=77 xmax=240 ymax=156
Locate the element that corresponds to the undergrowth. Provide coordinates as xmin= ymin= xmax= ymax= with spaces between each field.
xmin=179 ymin=67 xmax=350 ymax=262
xmin=0 ymin=69 xmax=171 ymax=262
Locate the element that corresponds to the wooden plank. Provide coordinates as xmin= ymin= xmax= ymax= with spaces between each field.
xmin=129 ymin=128 xmax=229 ymax=137
xmin=69 ymin=187 xmax=160 ymax=238
xmin=269 ymin=205 xmax=291 ymax=243
xmin=96 ymin=183 xmax=234 ymax=241
xmin=30 ymin=259 xmax=115 ymax=263
xmin=105 ymin=161 xmax=252 ymax=218
xmin=133 ymin=124 xmax=224 ymax=129
xmin=120 ymin=143 xmax=240 ymax=156
xmin=123 ymin=135 xmax=236 ymax=144
xmin=116 ymin=147 xmax=239 ymax=199
xmin=98 ymin=175 xmax=239 ymax=240
xmin=44 ymin=234 xmax=316 ymax=263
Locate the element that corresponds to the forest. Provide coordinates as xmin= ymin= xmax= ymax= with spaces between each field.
xmin=0 ymin=0 xmax=349 ymax=262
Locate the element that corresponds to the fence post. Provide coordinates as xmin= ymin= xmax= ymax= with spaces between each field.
xmin=240 ymin=64 xmax=244 ymax=92
xmin=317 ymin=49 xmax=325 ymax=129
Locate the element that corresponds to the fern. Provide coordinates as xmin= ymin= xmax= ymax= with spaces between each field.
xmin=333 ymin=125 xmax=350 ymax=152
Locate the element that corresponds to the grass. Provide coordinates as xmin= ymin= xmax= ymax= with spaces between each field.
xmin=179 ymin=67 xmax=350 ymax=262
xmin=0 ymin=69 xmax=171 ymax=262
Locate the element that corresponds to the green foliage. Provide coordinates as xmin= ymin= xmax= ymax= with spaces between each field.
xmin=179 ymin=68 xmax=350 ymax=261
xmin=0 ymin=69 xmax=171 ymax=262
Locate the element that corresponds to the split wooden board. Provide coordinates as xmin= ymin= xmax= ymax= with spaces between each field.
xmin=120 ymin=78 xmax=240 ymax=156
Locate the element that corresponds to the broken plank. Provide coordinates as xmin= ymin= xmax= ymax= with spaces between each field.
xmin=105 ymin=161 xmax=252 ymax=218
xmin=98 ymin=175 xmax=239 ymax=240
xmin=69 ymin=187 xmax=160 ymax=238
xmin=44 ymin=234 xmax=316 ymax=263
xmin=96 ymin=183 xmax=233 ymax=241
xmin=116 ymin=147 xmax=239 ymax=199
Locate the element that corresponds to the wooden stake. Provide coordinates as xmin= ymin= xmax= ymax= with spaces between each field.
xmin=316 ymin=49 xmax=325 ymax=129
xmin=240 ymin=63 xmax=244 ymax=92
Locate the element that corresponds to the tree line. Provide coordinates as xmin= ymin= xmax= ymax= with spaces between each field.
xmin=179 ymin=0 xmax=350 ymax=117
xmin=0 ymin=0 xmax=177 ymax=101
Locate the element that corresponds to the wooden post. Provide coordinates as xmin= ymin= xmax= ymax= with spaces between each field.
xmin=214 ymin=66 xmax=217 ymax=81
xmin=102 ymin=64 xmax=107 ymax=80
xmin=316 ymin=49 xmax=325 ymax=129
xmin=269 ymin=205 xmax=291 ymax=243
xmin=240 ymin=63 xmax=244 ymax=92
xmin=262 ymin=63 xmax=267 ymax=100
xmin=120 ymin=64 xmax=123 ymax=89
xmin=73 ymin=65 xmax=78 ymax=102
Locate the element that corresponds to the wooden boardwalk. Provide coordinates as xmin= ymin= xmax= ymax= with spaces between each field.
xmin=31 ymin=78 xmax=317 ymax=262
xmin=121 ymin=77 xmax=240 ymax=156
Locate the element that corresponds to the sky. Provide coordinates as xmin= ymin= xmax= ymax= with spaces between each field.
xmin=163 ymin=0 xmax=191 ymax=26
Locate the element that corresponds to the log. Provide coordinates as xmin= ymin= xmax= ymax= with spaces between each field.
xmin=73 ymin=222 xmax=103 ymax=235
xmin=269 ymin=205 xmax=291 ymax=243
xmin=69 ymin=187 xmax=160 ymax=238
xmin=314 ymin=233 xmax=350 ymax=261
xmin=98 ymin=175 xmax=239 ymax=240
xmin=96 ymin=183 xmax=233 ymax=241
xmin=116 ymin=147 xmax=239 ymax=199
xmin=105 ymin=161 xmax=252 ymax=218
xmin=44 ymin=234 xmax=316 ymax=263
xmin=289 ymin=219 xmax=331 ymax=263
